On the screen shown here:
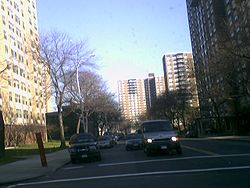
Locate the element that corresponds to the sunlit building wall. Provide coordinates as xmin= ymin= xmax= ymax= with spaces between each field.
xmin=155 ymin=76 xmax=166 ymax=97
xmin=0 ymin=0 xmax=52 ymax=126
xmin=162 ymin=52 xmax=199 ymax=107
xmin=118 ymin=79 xmax=147 ymax=122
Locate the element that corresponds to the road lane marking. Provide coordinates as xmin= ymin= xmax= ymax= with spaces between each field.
xmin=98 ymin=153 xmax=250 ymax=167
xmin=7 ymin=165 xmax=250 ymax=187
xmin=182 ymin=145 xmax=218 ymax=155
xmin=63 ymin=166 xmax=85 ymax=170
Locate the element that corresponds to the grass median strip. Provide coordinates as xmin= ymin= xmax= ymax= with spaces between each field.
xmin=0 ymin=140 xmax=68 ymax=165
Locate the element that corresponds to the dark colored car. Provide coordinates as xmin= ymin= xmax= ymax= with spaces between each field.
xmin=141 ymin=120 xmax=182 ymax=156
xmin=68 ymin=133 xmax=101 ymax=163
xmin=185 ymin=129 xmax=198 ymax=138
xmin=116 ymin=133 xmax=125 ymax=141
xmin=103 ymin=132 xmax=117 ymax=146
xmin=98 ymin=136 xmax=113 ymax=149
xmin=125 ymin=133 xmax=143 ymax=151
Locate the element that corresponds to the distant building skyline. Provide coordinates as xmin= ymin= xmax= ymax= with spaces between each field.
xmin=118 ymin=74 xmax=165 ymax=122
xmin=118 ymin=79 xmax=147 ymax=122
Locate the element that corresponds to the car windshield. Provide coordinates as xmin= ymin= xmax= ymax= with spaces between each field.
xmin=142 ymin=121 xmax=173 ymax=133
xmin=98 ymin=136 xmax=110 ymax=141
xmin=126 ymin=134 xmax=141 ymax=140
xmin=70 ymin=134 xmax=96 ymax=144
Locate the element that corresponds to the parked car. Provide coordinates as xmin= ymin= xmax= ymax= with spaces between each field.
xmin=98 ymin=136 xmax=113 ymax=149
xmin=68 ymin=133 xmax=101 ymax=163
xmin=141 ymin=120 xmax=182 ymax=156
xmin=125 ymin=133 xmax=143 ymax=151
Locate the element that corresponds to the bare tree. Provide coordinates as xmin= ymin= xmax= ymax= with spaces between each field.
xmin=66 ymin=70 xmax=119 ymax=134
xmin=36 ymin=31 xmax=95 ymax=148
xmin=201 ymin=24 xmax=250 ymax=133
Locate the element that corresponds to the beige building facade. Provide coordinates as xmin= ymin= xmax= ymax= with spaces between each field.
xmin=162 ymin=52 xmax=199 ymax=107
xmin=118 ymin=79 xmax=147 ymax=122
xmin=118 ymin=75 xmax=165 ymax=122
xmin=0 ymin=0 xmax=51 ymax=126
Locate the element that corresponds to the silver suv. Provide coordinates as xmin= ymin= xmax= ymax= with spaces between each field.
xmin=141 ymin=120 xmax=182 ymax=156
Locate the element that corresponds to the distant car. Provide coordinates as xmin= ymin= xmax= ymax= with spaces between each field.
xmin=185 ymin=129 xmax=198 ymax=138
xmin=116 ymin=133 xmax=125 ymax=141
xmin=103 ymin=132 xmax=117 ymax=146
xmin=68 ymin=133 xmax=101 ymax=163
xmin=125 ymin=133 xmax=143 ymax=151
xmin=98 ymin=136 xmax=113 ymax=148
xmin=141 ymin=120 xmax=182 ymax=156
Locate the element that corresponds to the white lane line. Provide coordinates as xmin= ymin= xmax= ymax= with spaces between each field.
xmin=7 ymin=165 xmax=250 ymax=188
xmin=99 ymin=153 xmax=250 ymax=167
xmin=63 ymin=166 xmax=85 ymax=170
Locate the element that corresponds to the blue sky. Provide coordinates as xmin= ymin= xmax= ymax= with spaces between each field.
xmin=36 ymin=0 xmax=192 ymax=93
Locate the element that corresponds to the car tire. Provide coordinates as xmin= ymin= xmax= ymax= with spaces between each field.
xmin=144 ymin=148 xmax=152 ymax=156
xmin=96 ymin=154 xmax=102 ymax=161
xmin=176 ymin=147 xmax=182 ymax=155
xmin=71 ymin=158 xmax=77 ymax=164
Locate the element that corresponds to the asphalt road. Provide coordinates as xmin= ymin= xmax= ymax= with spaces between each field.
xmin=7 ymin=139 xmax=250 ymax=188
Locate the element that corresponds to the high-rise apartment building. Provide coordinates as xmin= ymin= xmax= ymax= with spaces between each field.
xmin=162 ymin=52 xmax=199 ymax=107
xmin=144 ymin=73 xmax=156 ymax=110
xmin=0 ymin=0 xmax=51 ymax=126
xmin=118 ymin=74 xmax=165 ymax=122
xmin=144 ymin=73 xmax=165 ymax=110
xmin=186 ymin=0 xmax=250 ymax=132
xmin=118 ymin=79 xmax=147 ymax=122
xmin=155 ymin=75 xmax=166 ymax=97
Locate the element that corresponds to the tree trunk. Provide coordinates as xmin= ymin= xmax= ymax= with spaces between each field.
xmin=76 ymin=116 xmax=81 ymax=134
xmin=211 ymin=99 xmax=223 ymax=133
xmin=58 ymin=106 xmax=66 ymax=148
xmin=83 ymin=116 xmax=88 ymax=133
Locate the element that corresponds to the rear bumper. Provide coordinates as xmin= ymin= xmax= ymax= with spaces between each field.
xmin=126 ymin=143 xmax=143 ymax=150
xmin=70 ymin=150 xmax=100 ymax=160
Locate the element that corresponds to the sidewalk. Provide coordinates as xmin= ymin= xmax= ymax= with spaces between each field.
xmin=0 ymin=149 xmax=70 ymax=185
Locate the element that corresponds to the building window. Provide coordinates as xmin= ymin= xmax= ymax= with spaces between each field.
xmin=13 ymin=65 xmax=18 ymax=74
xmin=22 ymin=96 xmax=25 ymax=104
xmin=23 ymin=110 xmax=28 ymax=119
xmin=17 ymin=109 xmax=22 ymax=118
xmin=9 ymin=92 xmax=12 ymax=101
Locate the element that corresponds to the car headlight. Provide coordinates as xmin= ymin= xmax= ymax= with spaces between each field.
xmin=147 ymin=138 xmax=153 ymax=143
xmin=171 ymin=136 xmax=178 ymax=142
